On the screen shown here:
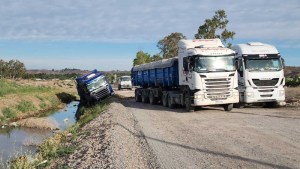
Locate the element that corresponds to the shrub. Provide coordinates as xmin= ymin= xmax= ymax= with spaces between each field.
xmin=286 ymin=76 xmax=300 ymax=87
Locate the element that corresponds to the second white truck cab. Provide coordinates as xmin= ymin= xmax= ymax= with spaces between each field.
xmin=118 ymin=76 xmax=132 ymax=90
xmin=233 ymin=42 xmax=286 ymax=107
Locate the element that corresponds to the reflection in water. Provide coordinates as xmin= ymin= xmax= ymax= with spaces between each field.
xmin=0 ymin=101 xmax=79 ymax=164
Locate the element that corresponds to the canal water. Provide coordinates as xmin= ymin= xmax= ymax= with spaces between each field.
xmin=0 ymin=101 xmax=79 ymax=164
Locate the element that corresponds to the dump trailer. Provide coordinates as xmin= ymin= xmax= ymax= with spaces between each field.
xmin=76 ymin=70 xmax=114 ymax=105
xmin=233 ymin=42 xmax=286 ymax=107
xmin=132 ymin=39 xmax=239 ymax=111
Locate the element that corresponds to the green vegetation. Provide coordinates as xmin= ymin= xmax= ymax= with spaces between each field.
xmin=0 ymin=59 xmax=26 ymax=79
xmin=16 ymin=100 xmax=37 ymax=113
xmin=286 ymin=76 xmax=300 ymax=87
xmin=22 ymin=73 xmax=80 ymax=80
xmin=194 ymin=9 xmax=235 ymax=47
xmin=1 ymin=107 xmax=17 ymax=122
xmin=0 ymin=79 xmax=50 ymax=97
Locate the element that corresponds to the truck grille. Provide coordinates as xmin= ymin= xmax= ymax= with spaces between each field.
xmin=94 ymin=86 xmax=110 ymax=100
xmin=252 ymin=78 xmax=279 ymax=86
xmin=204 ymin=78 xmax=231 ymax=100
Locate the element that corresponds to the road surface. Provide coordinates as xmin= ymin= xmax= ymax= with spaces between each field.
xmin=50 ymin=89 xmax=300 ymax=169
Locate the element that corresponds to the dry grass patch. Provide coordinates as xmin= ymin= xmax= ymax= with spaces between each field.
xmin=17 ymin=117 xmax=59 ymax=130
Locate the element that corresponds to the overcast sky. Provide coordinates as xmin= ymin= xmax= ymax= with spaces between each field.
xmin=0 ymin=0 xmax=299 ymax=70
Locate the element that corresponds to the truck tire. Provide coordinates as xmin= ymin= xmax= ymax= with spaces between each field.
xmin=224 ymin=104 xmax=233 ymax=111
xmin=184 ymin=90 xmax=194 ymax=112
xmin=149 ymin=91 xmax=157 ymax=105
xmin=135 ymin=90 xmax=142 ymax=102
xmin=142 ymin=90 xmax=149 ymax=103
xmin=168 ymin=94 xmax=175 ymax=109
xmin=162 ymin=93 xmax=168 ymax=107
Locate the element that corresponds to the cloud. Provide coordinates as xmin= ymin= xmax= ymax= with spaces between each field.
xmin=0 ymin=0 xmax=299 ymax=43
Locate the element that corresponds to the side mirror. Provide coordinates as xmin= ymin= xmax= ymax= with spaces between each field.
xmin=281 ymin=58 xmax=285 ymax=69
xmin=188 ymin=57 xmax=194 ymax=72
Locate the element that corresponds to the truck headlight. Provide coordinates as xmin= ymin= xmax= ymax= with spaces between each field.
xmin=279 ymin=90 xmax=285 ymax=96
xmin=194 ymin=94 xmax=203 ymax=99
xmin=247 ymin=92 xmax=253 ymax=97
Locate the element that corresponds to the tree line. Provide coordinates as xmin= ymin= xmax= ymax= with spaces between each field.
xmin=133 ymin=9 xmax=235 ymax=66
xmin=0 ymin=59 xmax=26 ymax=79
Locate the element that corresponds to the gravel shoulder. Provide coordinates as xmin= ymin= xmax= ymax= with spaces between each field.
xmin=51 ymin=89 xmax=300 ymax=169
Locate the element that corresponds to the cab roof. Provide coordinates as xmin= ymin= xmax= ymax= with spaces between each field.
xmin=233 ymin=42 xmax=279 ymax=56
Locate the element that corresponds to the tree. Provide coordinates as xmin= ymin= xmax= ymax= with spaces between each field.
xmin=150 ymin=54 xmax=162 ymax=62
xmin=0 ymin=59 xmax=26 ymax=79
xmin=133 ymin=50 xmax=151 ymax=66
xmin=157 ymin=32 xmax=186 ymax=59
xmin=194 ymin=9 xmax=235 ymax=47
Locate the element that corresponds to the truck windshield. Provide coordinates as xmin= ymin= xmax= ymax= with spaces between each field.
xmin=87 ymin=76 xmax=107 ymax=91
xmin=245 ymin=58 xmax=283 ymax=71
xmin=194 ymin=55 xmax=235 ymax=73
xmin=121 ymin=77 xmax=131 ymax=81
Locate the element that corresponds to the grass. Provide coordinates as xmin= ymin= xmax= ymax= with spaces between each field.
xmin=16 ymin=100 xmax=37 ymax=113
xmin=1 ymin=107 xmax=17 ymax=121
xmin=0 ymin=79 xmax=50 ymax=97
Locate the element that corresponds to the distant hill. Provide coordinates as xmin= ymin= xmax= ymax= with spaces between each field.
xmin=285 ymin=66 xmax=300 ymax=77
xmin=27 ymin=66 xmax=299 ymax=77
xmin=26 ymin=69 xmax=131 ymax=75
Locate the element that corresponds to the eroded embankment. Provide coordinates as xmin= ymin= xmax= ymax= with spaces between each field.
xmin=0 ymin=79 xmax=77 ymax=127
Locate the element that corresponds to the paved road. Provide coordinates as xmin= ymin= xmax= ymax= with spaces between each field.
xmin=115 ymin=89 xmax=300 ymax=169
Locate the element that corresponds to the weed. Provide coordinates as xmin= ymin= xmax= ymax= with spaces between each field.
xmin=1 ymin=107 xmax=17 ymax=122
xmin=16 ymin=100 xmax=37 ymax=113
xmin=39 ymin=102 xmax=48 ymax=109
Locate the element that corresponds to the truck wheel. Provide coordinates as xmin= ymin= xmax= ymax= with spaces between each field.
xmin=168 ymin=94 xmax=175 ymax=109
xmin=142 ymin=90 xmax=149 ymax=103
xmin=149 ymin=91 xmax=157 ymax=105
xmin=118 ymin=85 xmax=121 ymax=90
xmin=162 ymin=93 xmax=168 ymax=107
xmin=185 ymin=97 xmax=194 ymax=112
xmin=224 ymin=104 xmax=233 ymax=111
xmin=135 ymin=90 xmax=142 ymax=102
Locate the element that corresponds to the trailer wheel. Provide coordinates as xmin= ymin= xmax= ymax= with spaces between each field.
xmin=142 ymin=90 xmax=149 ymax=103
xmin=135 ymin=90 xmax=142 ymax=102
xmin=167 ymin=94 xmax=176 ymax=108
xmin=162 ymin=93 xmax=168 ymax=107
xmin=224 ymin=104 xmax=233 ymax=111
xmin=149 ymin=91 xmax=157 ymax=105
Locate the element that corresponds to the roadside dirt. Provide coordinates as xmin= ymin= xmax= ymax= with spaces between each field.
xmin=51 ymin=89 xmax=300 ymax=169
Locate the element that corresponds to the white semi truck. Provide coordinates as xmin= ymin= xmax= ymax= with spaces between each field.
xmin=233 ymin=42 xmax=286 ymax=107
xmin=132 ymin=39 xmax=239 ymax=111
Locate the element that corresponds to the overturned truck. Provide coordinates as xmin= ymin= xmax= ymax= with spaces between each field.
xmin=76 ymin=70 xmax=114 ymax=105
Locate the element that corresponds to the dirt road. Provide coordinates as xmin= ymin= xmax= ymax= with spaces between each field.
xmin=52 ymin=90 xmax=300 ymax=169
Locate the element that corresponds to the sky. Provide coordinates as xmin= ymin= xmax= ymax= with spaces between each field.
xmin=0 ymin=0 xmax=299 ymax=70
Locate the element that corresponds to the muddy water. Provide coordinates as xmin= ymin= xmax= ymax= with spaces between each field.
xmin=0 ymin=101 xmax=79 ymax=164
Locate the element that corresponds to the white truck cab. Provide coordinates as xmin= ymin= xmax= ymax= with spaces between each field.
xmin=233 ymin=42 xmax=285 ymax=107
xmin=118 ymin=76 xmax=132 ymax=90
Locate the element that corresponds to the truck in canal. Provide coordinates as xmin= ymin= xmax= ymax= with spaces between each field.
xmin=76 ymin=69 xmax=114 ymax=105
xmin=132 ymin=39 xmax=239 ymax=111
